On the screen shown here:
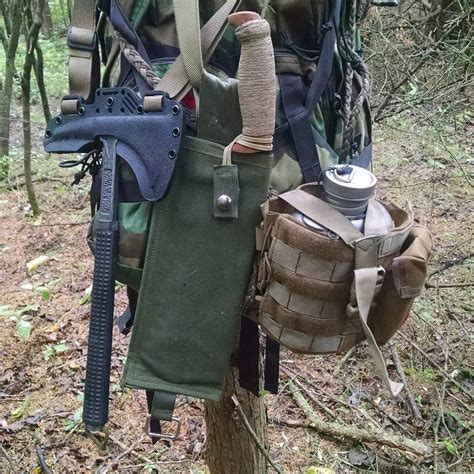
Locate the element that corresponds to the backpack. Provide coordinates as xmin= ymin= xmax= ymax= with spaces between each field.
xmin=44 ymin=0 xmax=431 ymax=442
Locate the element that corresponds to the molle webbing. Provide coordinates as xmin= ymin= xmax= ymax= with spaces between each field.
xmin=259 ymin=186 xmax=414 ymax=395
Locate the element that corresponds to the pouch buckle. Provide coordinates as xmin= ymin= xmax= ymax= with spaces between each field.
xmin=145 ymin=416 xmax=181 ymax=441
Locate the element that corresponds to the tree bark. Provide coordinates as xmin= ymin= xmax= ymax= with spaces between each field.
xmin=0 ymin=0 xmax=22 ymax=157
xmin=33 ymin=43 xmax=51 ymax=123
xmin=21 ymin=0 xmax=44 ymax=216
xmin=204 ymin=368 xmax=268 ymax=474
xmin=23 ymin=0 xmax=51 ymax=123
xmin=41 ymin=0 xmax=53 ymax=37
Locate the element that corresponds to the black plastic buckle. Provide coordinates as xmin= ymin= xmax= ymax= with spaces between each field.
xmin=67 ymin=26 xmax=97 ymax=52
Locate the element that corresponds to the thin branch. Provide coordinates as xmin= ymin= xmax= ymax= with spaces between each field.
xmin=388 ymin=341 xmax=422 ymax=419
xmin=398 ymin=332 xmax=473 ymax=400
xmin=287 ymin=380 xmax=431 ymax=457
xmin=231 ymin=395 xmax=283 ymax=473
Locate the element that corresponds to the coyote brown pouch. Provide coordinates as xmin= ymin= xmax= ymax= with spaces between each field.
xmin=257 ymin=184 xmax=433 ymax=395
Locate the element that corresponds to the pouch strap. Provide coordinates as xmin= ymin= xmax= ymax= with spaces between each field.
xmin=173 ymin=0 xmax=203 ymax=89
xmin=263 ymin=337 xmax=280 ymax=394
xmin=353 ymin=266 xmax=403 ymax=396
xmin=278 ymin=189 xmax=363 ymax=245
xmin=159 ymin=0 xmax=240 ymax=99
xmin=145 ymin=390 xmax=177 ymax=442
xmin=238 ymin=317 xmax=260 ymax=395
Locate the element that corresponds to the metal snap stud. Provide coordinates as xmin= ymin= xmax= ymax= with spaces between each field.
xmin=172 ymin=104 xmax=180 ymax=115
xmin=217 ymin=195 xmax=232 ymax=210
xmin=168 ymin=149 xmax=176 ymax=159
xmin=172 ymin=127 xmax=180 ymax=137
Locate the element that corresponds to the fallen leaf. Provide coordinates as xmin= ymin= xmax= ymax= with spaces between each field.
xmin=26 ymin=255 xmax=50 ymax=273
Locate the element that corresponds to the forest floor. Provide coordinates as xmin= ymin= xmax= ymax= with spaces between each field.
xmin=0 ymin=101 xmax=472 ymax=473
xmin=1 ymin=19 xmax=473 ymax=465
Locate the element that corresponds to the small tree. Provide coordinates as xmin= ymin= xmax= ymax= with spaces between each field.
xmin=0 ymin=0 xmax=22 ymax=157
xmin=21 ymin=0 xmax=45 ymax=216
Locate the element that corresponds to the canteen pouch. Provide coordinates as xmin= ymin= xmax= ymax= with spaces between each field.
xmin=369 ymin=224 xmax=433 ymax=344
xmin=258 ymin=184 xmax=418 ymax=355
xmin=122 ymin=136 xmax=272 ymax=400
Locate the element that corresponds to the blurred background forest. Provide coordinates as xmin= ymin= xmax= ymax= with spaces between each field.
xmin=0 ymin=1 xmax=472 ymax=472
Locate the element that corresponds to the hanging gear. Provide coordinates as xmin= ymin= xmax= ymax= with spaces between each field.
xmin=43 ymin=0 xmax=430 ymax=445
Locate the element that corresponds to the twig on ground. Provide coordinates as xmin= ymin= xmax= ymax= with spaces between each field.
xmin=428 ymin=253 xmax=474 ymax=279
xmin=398 ymin=332 xmax=473 ymax=401
xmin=334 ymin=346 xmax=355 ymax=373
xmin=107 ymin=435 xmax=146 ymax=467
xmin=108 ymin=434 xmax=155 ymax=466
xmin=231 ymin=395 xmax=283 ymax=473
xmin=287 ymin=380 xmax=431 ymax=457
xmin=388 ymin=341 xmax=422 ymax=419
xmin=283 ymin=363 xmax=382 ymax=430
xmin=425 ymin=282 xmax=473 ymax=289
xmin=0 ymin=445 xmax=18 ymax=474
xmin=35 ymin=445 xmax=52 ymax=474
xmin=281 ymin=367 xmax=342 ymax=422
xmin=32 ymin=221 xmax=89 ymax=227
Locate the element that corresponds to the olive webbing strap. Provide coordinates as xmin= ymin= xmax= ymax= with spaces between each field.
xmin=278 ymin=190 xmax=363 ymax=246
xmin=353 ymin=267 xmax=403 ymax=396
xmin=172 ymin=0 xmax=203 ymax=89
xmin=67 ymin=0 xmax=99 ymax=102
xmin=159 ymin=0 xmax=239 ymax=99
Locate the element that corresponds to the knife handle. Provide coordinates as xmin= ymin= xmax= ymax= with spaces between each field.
xmin=228 ymin=12 xmax=275 ymax=154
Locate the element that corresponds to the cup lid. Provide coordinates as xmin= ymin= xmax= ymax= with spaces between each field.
xmin=323 ymin=165 xmax=377 ymax=201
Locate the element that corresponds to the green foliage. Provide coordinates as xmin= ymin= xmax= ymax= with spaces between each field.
xmin=63 ymin=406 xmax=83 ymax=431
xmin=35 ymin=285 xmax=51 ymax=301
xmin=16 ymin=319 xmax=33 ymax=339
xmin=0 ymin=156 xmax=9 ymax=181
xmin=42 ymin=340 xmax=68 ymax=361
xmin=441 ymin=439 xmax=458 ymax=456
xmin=0 ymin=304 xmax=18 ymax=318
xmin=406 ymin=367 xmax=436 ymax=382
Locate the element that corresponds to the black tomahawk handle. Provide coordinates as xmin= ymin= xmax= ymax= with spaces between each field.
xmin=83 ymin=137 xmax=119 ymax=432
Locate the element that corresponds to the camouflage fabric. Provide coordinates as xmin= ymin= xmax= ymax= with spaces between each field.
xmin=95 ymin=0 xmax=380 ymax=290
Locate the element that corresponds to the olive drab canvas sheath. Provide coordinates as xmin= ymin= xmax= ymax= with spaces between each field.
xmin=121 ymin=1 xmax=275 ymax=420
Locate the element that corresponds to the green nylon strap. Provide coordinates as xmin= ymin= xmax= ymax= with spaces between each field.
xmin=68 ymin=0 xmax=97 ymax=101
xmin=159 ymin=0 xmax=239 ymax=99
xmin=173 ymin=0 xmax=203 ymax=89
xmin=151 ymin=391 xmax=176 ymax=421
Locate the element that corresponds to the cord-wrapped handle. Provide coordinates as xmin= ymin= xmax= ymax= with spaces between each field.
xmin=228 ymin=12 xmax=275 ymax=154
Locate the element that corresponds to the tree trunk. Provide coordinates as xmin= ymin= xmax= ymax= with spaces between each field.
xmin=33 ymin=43 xmax=51 ymax=123
xmin=0 ymin=0 xmax=12 ymax=36
xmin=0 ymin=0 xmax=22 ymax=157
xmin=41 ymin=0 xmax=53 ymax=37
xmin=21 ymin=0 xmax=44 ymax=216
xmin=204 ymin=368 xmax=268 ymax=474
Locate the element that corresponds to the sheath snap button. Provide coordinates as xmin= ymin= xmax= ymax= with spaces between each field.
xmin=217 ymin=195 xmax=232 ymax=210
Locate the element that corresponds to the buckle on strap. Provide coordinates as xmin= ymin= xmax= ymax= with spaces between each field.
xmin=145 ymin=415 xmax=181 ymax=441
xmin=67 ymin=26 xmax=97 ymax=52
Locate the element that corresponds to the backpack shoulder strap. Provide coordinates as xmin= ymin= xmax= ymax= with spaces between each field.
xmin=67 ymin=0 xmax=99 ymax=102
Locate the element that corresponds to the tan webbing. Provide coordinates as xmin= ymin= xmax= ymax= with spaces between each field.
xmin=68 ymin=0 xmax=98 ymax=101
xmin=172 ymin=0 xmax=203 ymax=89
xmin=158 ymin=0 xmax=239 ymax=99
xmin=269 ymin=188 xmax=408 ymax=395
